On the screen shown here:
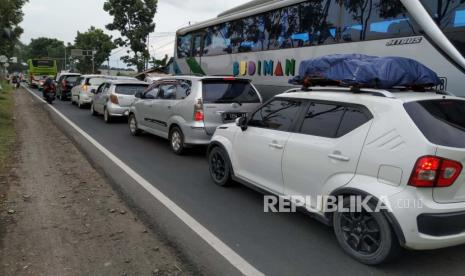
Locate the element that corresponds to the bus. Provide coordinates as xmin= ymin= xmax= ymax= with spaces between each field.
xmin=174 ymin=0 xmax=465 ymax=99
xmin=27 ymin=59 xmax=58 ymax=88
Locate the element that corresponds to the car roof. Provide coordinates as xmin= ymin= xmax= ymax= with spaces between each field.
xmin=159 ymin=75 xmax=251 ymax=82
xmin=279 ymin=86 xmax=463 ymax=105
xmin=106 ymin=79 xmax=148 ymax=85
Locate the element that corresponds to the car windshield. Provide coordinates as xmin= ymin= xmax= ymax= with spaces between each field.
xmin=404 ymin=99 xmax=465 ymax=147
xmin=115 ymin=84 xmax=148 ymax=95
xmin=420 ymin=0 xmax=465 ymax=59
xmin=202 ymin=80 xmax=260 ymax=104
xmin=86 ymin=77 xmax=106 ymax=86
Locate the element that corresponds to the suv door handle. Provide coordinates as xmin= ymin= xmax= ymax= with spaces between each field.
xmin=269 ymin=143 xmax=284 ymax=150
xmin=328 ymin=153 xmax=350 ymax=162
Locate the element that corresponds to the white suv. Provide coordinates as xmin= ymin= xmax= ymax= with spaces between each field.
xmin=208 ymin=86 xmax=465 ymax=265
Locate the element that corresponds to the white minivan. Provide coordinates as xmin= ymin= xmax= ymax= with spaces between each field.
xmin=208 ymin=86 xmax=465 ymax=265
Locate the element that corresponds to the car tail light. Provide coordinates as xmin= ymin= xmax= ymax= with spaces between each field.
xmin=409 ymin=156 xmax=463 ymax=188
xmin=110 ymin=94 xmax=119 ymax=105
xmin=194 ymin=98 xmax=204 ymax=121
xmin=223 ymin=77 xmax=236 ymax=81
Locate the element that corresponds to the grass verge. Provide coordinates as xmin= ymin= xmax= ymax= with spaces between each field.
xmin=0 ymin=80 xmax=15 ymax=169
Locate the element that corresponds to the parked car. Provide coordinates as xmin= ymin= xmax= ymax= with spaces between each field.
xmin=91 ymin=79 xmax=149 ymax=123
xmin=128 ymin=76 xmax=263 ymax=154
xmin=56 ymin=73 xmax=81 ymax=100
xmin=207 ymin=86 xmax=465 ymax=265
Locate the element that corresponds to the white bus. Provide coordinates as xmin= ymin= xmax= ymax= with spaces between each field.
xmin=174 ymin=0 xmax=465 ymax=99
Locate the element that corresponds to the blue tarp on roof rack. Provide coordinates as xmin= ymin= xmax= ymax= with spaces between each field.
xmin=289 ymin=54 xmax=441 ymax=89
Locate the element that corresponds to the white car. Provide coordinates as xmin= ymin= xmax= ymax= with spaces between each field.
xmin=71 ymin=75 xmax=109 ymax=108
xmin=208 ymin=86 xmax=465 ymax=265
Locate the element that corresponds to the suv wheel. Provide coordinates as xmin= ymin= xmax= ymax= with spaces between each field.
xmin=104 ymin=108 xmax=112 ymax=123
xmin=169 ymin=126 xmax=185 ymax=155
xmin=208 ymin=147 xmax=232 ymax=186
xmin=333 ymin=197 xmax=400 ymax=265
xmin=129 ymin=114 xmax=141 ymax=136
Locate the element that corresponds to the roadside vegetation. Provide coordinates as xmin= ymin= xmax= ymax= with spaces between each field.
xmin=0 ymin=81 xmax=15 ymax=169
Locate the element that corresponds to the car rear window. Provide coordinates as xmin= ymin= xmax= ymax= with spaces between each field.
xmin=115 ymin=84 xmax=148 ymax=95
xmin=65 ymin=76 xmax=79 ymax=83
xmin=202 ymin=80 xmax=260 ymax=104
xmin=86 ymin=77 xmax=105 ymax=86
xmin=404 ymin=100 xmax=465 ymax=148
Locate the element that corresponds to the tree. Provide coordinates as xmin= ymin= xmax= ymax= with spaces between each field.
xmin=103 ymin=0 xmax=158 ymax=72
xmin=27 ymin=37 xmax=66 ymax=69
xmin=150 ymin=54 xmax=170 ymax=69
xmin=0 ymin=0 xmax=28 ymax=56
xmin=73 ymin=26 xmax=116 ymax=73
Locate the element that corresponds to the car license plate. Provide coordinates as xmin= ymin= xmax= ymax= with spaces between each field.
xmin=223 ymin=112 xmax=246 ymax=121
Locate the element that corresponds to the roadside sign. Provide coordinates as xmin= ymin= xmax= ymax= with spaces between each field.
xmin=10 ymin=57 xmax=17 ymax=63
xmin=0 ymin=55 xmax=8 ymax=63
xmin=70 ymin=49 xmax=83 ymax=57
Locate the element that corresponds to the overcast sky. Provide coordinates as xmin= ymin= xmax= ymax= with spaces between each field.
xmin=20 ymin=0 xmax=250 ymax=67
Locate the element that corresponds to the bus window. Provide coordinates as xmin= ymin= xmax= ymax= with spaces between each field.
xmin=192 ymin=34 xmax=204 ymax=57
xmin=240 ymin=15 xmax=265 ymax=53
xmin=421 ymin=0 xmax=465 ymax=58
xmin=230 ymin=19 xmax=244 ymax=53
xmin=267 ymin=5 xmax=300 ymax=50
xmin=299 ymin=0 xmax=339 ymax=46
xmin=341 ymin=0 xmax=419 ymax=42
xmin=177 ymin=34 xmax=192 ymax=58
xmin=204 ymin=23 xmax=232 ymax=56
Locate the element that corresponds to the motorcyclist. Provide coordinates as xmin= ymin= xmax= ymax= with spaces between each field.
xmin=42 ymin=77 xmax=56 ymax=98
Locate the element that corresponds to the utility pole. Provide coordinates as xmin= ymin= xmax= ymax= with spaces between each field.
xmin=64 ymin=47 xmax=67 ymax=71
xmin=91 ymin=49 xmax=97 ymax=74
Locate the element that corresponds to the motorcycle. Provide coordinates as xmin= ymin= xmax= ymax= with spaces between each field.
xmin=43 ymin=83 xmax=57 ymax=104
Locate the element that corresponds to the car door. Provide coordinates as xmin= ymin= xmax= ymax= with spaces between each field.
xmin=232 ymin=98 xmax=304 ymax=194
xmin=149 ymin=82 xmax=178 ymax=134
xmin=282 ymin=101 xmax=373 ymax=211
xmin=136 ymin=85 xmax=159 ymax=129
xmin=93 ymin=83 xmax=108 ymax=113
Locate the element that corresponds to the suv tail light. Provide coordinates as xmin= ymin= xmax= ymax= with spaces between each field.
xmin=194 ymin=98 xmax=204 ymax=121
xmin=110 ymin=94 xmax=119 ymax=105
xmin=409 ymin=156 xmax=463 ymax=187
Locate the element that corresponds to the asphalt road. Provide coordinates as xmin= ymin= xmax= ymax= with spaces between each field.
xmin=31 ymin=89 xmax=465 ymax=276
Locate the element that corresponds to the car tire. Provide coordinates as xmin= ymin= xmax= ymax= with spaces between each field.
xmin=91 ymin=104 xmax=98 ymax=116
xmin=208 ymin=147 xmax=233 ymax=187
xmin=169 ymin=126 xmax=185 ymax=155
xmin=128 ymin=114 xmax=141 ymax=136
xmin=333 ymin=197 xmax=401 ymax=265
xmin=104 ymin=108 xmax=112 ymax=123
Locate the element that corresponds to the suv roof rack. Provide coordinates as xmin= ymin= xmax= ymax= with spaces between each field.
xmin=286 ymin=86 xmax=395 ymax=98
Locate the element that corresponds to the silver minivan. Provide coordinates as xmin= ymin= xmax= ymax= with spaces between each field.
xmin=128 ymin=76 xmax=263 ymax=154
xmin=91 ymin=79 xmax=149 ymax=123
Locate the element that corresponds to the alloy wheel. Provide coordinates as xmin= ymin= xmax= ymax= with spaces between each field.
xmin=171 ymin=131 xmax=182 ymax=152
xmin=340 ymin=210 xmax=382 ymax=255
xmin=210 ymin=152 xmax=226 ymax=182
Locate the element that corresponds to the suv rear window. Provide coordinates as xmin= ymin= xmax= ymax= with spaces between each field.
xmin=86 ymin=77 xmax=106 ymax=86
xmin=65 ymin=76 xmax=79 ymax=83
xmin=115 ymin=84 xmax=149 ymax=95
xmin=202 ymin=80 xmax=260 ymax=104
xmin=404 ymin=100 xmax=465 ymax=148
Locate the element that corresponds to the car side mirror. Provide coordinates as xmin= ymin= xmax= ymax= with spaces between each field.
xmin=236 ymin=117 xmax=248 ymax=131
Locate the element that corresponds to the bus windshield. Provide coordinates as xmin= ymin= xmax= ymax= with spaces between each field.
xmin=421 ymin=0 xmax=465 ymax=58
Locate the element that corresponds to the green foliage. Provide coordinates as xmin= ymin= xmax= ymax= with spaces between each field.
xmin=27 ymin=37 xmax=66 ymax=69
xmin=73 ymin=26 xmax=116 ymax=74
xmin=0 ymin=80 xmax=15 ymax=167
xmin=0 ymin=0 xmax=28 ymax=56
xmin=103 ymin=0 xmax=158 ymax=72
xmin=150 ymin=54 xmax=170 ymax=69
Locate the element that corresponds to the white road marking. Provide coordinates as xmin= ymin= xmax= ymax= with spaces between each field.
xmin=24 ymin=86 xmax=264 ymax=276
